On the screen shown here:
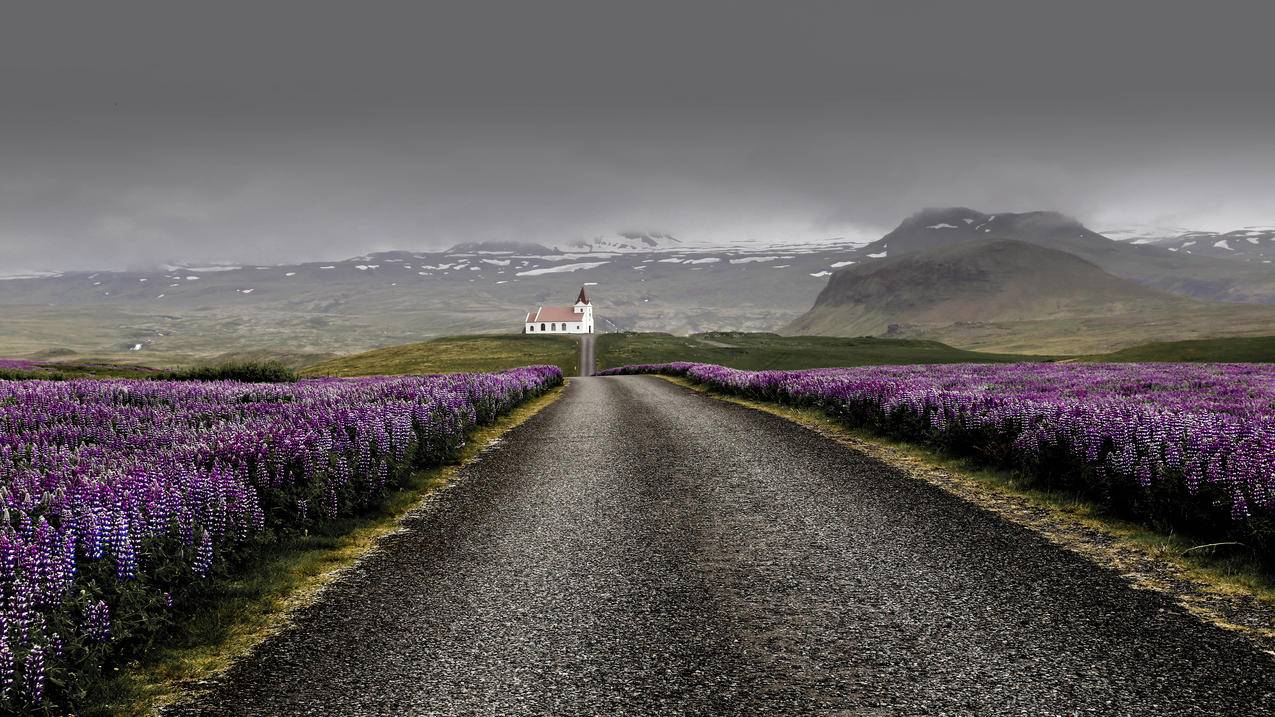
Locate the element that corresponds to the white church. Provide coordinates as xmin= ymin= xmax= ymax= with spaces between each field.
xmin=524 ymin=286 xmax=594 ymax=334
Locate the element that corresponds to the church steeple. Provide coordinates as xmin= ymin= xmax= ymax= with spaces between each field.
xmin=575 ymin=286 xmax=590 ymax=305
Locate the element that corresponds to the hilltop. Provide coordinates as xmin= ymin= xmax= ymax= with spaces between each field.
xmin=851 ymin=208 xmax=1275 ymax=303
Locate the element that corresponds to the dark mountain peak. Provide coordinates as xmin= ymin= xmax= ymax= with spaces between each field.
xmin=789 ymin=238 xmax=1183 ymax=339
xmin=867 ymin=207 xmax=1107 ymax=258
xmin=892 ymin=207 xmax=1087 ymax=236
xmin=988 ymin=210 xmax=1090 ymax=237
xmin=895 ymin=207 xmax=989 ymax=231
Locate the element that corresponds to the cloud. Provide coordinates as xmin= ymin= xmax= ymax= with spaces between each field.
xmin=2 ymin=1 xmax=1274 ymax=271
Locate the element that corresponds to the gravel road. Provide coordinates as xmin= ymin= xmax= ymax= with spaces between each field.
xmin=578 ymin=334 xmax=594 ymax=376
xmin=168 ymin=376 xmax=1275 ymax=716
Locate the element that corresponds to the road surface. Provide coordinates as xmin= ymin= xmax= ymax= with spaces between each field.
xmin=169 ymin=376 xmax=1275 ymax=716
xmin=578 ymin=333 xmax=595 ymax=376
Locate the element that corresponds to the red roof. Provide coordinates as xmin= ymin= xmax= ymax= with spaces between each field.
xmin=527 ymin=306 xmax=584 ymax=323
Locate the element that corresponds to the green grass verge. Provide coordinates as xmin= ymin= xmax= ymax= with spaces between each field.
xmin=301 ymin=334 xmax=579 ymax=377
xmin=1085 ymin=335 xmax=1275 ymax=363
xmin=657 ymin=375 xmax=1275 ymax=624
xmin=596 ymin=332 xmax=1050 ymax=371
xmin=91 ymin=385 xmax=565 ymax=716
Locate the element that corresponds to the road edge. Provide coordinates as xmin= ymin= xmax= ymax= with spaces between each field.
xmin=123 ymin=384 xmax=568 ymax=716
xmin=651 ymin=374 xmax=1275 ymax=658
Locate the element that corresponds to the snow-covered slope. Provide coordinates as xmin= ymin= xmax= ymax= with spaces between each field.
xmin=1104 ymin=227 xmax=1275 ymax=264
xmin=557 ymin=231 xmax=684 ymax=253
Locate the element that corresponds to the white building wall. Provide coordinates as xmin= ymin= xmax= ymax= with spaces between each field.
xmin=523 ymin=293 xmax=594 ymax=334
xmin=525 ymin=321 xmax=586 ymax=334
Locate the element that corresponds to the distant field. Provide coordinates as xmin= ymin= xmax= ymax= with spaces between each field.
xmin=0 ymin=360 xmax=156 ymax=380
xmin=6 ymin=333 xmax=1269 ymax=383
xmin=301 ymin=335 xmax=579 ymax=377
xmin=594 ymin=332 xmax=1044 ymax=371
xmin=1086 ymin=335 xmax=1275 ymax=363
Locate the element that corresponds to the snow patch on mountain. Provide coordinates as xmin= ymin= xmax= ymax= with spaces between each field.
xmin=515 ymin=261 xmax=611 ymax=276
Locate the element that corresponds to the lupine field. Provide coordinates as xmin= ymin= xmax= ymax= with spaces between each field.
xmin=0 ymin=366 xmax=561 ymax=712
xmin=600 ymin=362 xmax=1275 ymax=559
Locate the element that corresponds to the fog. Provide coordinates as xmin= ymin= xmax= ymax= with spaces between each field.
xmin=3 ymin=1 xmax=1273 ymax=271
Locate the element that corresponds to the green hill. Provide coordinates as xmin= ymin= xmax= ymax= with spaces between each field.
xmin=301 ymin=335 xmax=578 ymax=377
xmin=1088 ymin=336 xmax=1275 ymax=363
xmin=595 ymin=332 xmax=1042 ymax=371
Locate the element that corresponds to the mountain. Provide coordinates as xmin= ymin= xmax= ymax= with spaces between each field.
xmin=4 ymin=209 xmax=1273 ymax=361
xmin=1105 ymin=227 xmax=1275 ymax=264
xmin=787 ymin=239 xmax=1275 ymax=354
xmin=557 ymin=231 xmax=684 ymax=253
xmin=859 ymin=208 xmax=1108 ymax=256
xmin=848 ymin=208 xmax=1275 ymax=304
xmin=790 ymin=239 xmax=1175 ymax=335
xmin=0 ymin=239 xmax=866 ymax=359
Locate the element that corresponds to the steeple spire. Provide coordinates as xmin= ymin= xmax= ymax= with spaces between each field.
xmin=575 ymin=286 xmax=590 ymax=305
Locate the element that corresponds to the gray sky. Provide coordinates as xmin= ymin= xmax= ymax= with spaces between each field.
xmin=3 ymin=1 xmax=1274 ymax=271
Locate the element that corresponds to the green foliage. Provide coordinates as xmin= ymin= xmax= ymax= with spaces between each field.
xmin=595 ymin=332 xmax=1045 ymax=371
xmin=152 ymin=361 xmax=299 ymax=383
xmin=1088 ymin=335 xmax=1275 ymax=363
xmin=0 ymin=362 xmax=156 ymax=381
xmin=302 ymin=334 xmax=579 ymax=377
xmin=0 ymin=367 xmax=67 ymax=381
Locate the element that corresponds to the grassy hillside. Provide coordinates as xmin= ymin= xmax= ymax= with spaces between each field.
xmin=302 ymin=335 xmax=579 ymax=377
xmin=596 ymin=332 xmax=1043 ymax=371
xmin=788 ymin=239 xmax=1275 ymax=354
xmin=1088 ymin=336 xmax=1275 ymax=363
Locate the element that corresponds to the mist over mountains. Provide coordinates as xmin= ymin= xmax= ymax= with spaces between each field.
xmin=1 ymin=209 xmax=1272 ymax=360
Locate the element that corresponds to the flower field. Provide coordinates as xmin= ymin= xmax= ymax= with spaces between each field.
xmin=600 ymin=362 xmax=1275 ymax=558
xmin=0 ymin=366 xmax=561 ymax=711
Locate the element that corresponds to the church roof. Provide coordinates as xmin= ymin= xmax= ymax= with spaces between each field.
xmin=575 ymin=286 xmax=590 ymax=305
xmin=527 ymin=306 xmax=584 ymax=323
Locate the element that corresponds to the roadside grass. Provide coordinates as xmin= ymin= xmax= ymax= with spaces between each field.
xmin=656 ymin=375 xmax=1275 ymax=615
xmin=94 ymin=385 xmax=565 ymax=717
xmin=301 ymin=334 xmax=579 ymax=377
xmin=595 ymin=332 xmax=1050 ymax=372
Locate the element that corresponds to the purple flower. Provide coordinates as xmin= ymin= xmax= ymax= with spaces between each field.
xmin=602 ymin=361 xmax=1275 ymax=529
xmin=23 ymin=645 xmax=43 ymax=705
xmin=0 ymin=365 xmax=563 ymax=708
xmin=85 ymin=600 xmax=111 ymax=643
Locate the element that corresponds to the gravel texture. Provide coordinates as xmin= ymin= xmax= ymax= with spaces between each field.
xmin=578 ymin=334 xmax=595 ymax=377
xmin=167 ymin=376 xmax=1275 ymax=716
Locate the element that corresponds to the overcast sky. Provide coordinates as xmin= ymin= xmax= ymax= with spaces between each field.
xmin=3 ymin=1 xmax=1274 ymax=271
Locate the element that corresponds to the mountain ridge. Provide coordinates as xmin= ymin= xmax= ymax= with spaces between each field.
xmin=845 ymin=207 xmax=1275 ymax=304
xmin=788 ymin=238 xmax=1275 ymax=353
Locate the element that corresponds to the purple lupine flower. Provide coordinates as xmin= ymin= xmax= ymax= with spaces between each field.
xmin=600 ymin=361 xmax=1275 ymax=526
xmin=0 ymin=642 xmax=12 ymax=700
xmin=85 ymin=600 xmax=111 ymax=643
xmin=23 ymin=645 xmax=43 ymax=705
xmin=193 ymin=530 xmax=214 ymax=577
xmin=0 ymin=365 xmax=563 ymax=708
